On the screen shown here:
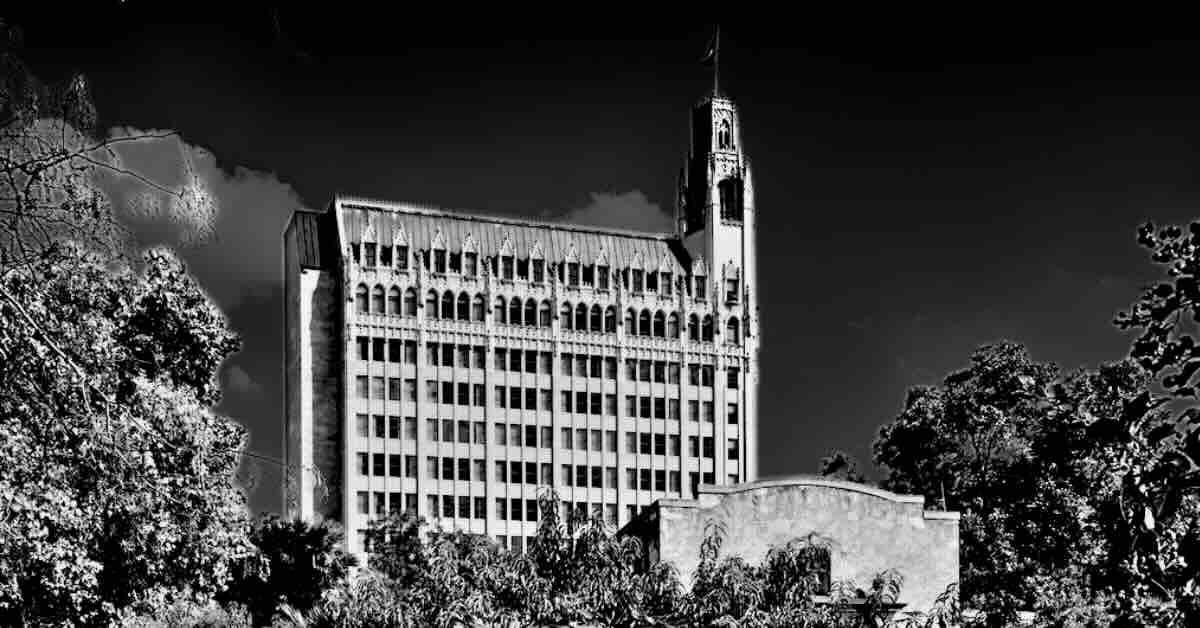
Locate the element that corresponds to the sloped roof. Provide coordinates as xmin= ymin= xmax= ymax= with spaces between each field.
xmin=336 ymin=196 xmax=690 ymax=272
xmin=288 ymin=210 xmax=335 ymax=269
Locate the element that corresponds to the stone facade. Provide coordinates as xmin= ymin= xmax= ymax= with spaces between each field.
xmin=283 ymin=93 xmax=761 ymax=562
xmin=620 ymin=476 xmax=960 ymax=616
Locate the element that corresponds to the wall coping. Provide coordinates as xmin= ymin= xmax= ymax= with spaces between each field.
xmin=657 ymin=475 xmax=960 ymax=521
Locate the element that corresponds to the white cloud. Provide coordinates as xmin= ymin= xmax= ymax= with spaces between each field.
xmin=223 ymin=364 xmax=263 ymax=396
xmin=554 ymin=190 xmax=673 ymax=233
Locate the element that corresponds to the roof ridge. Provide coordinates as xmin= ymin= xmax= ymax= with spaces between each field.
xmin=335 ymin=194 xmax=678 ymax=241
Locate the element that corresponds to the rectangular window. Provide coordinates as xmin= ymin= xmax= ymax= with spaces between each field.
xmin=356 ymin=491 xmax=369 ymax=515
xmin=639 ymin=396 xmax=651 ymax=419
xmin=669 ymin=434 xmax=681 ymax=456
xmin=355 ymin=414 xmax=368 ymax=438
xmin=525 ymin=388 xmax=537 ymax=411
xmin=688 ymin=364 xmax=700 ymax=386
xmin=701 ymin=365 xmax=714 ymax=387
xmin=688 ymin=400 xmax=699 ymax=422
xmin=541 ymin=426 xmax=552 ymax=448
xmin=561 ymin=352 xmax=573 ymax=376
xmin=655 ymin=470 xmax=666 ymax=492
xmin=357 ymin=452 xmax=368 ymax=476
xmin=670 ymin=471 xmax=681 ymax=493
xmin=364 ymin=243 xmax=376 ymax=267
xmin=396 ymin=245 xmax=409 ymax=271
xmin=625 ymin=395 xmax=636 ymax=417
xmin=456 ymin=383 xmax=468 ymax=406
xmin=442 ymin=419 xmax=454 ymax=443
xmin=372 ymin=338 xmax=385 ymax=361
xmin=632 ymin=269 xmax=644 ymax=292
xmin=575 ymin=465 xmax=587 ymax=488
xmin=704 ymin=401 xmax=715 ymax=423
xmin=605 ymin=394 xmax=617 ymax=416
xmin=728 ymin=438 xmax=740 ymax=460
xmin=647 ymin=271 xmax=658 ymax=292
xmin=427 ymin=419 xmax=439 ymax=442
xmin=356 ymin=337 xmax=368 ymax=360
xmin=474 ymin=496 xmax=485 ymax=519
xmin=541 ymin=463 xmax=553 ymax=485
xmin=590 ymin=356 xmax=602 ymax=378
xmin=509 ymin=387 xmax=521 ymax=410
xmin=427 ymin=456 xmax=439 ymax=479
xmin=373 ymin=454 xmax=385 ymax=476
xmin=526 ymin=462 xmax=537 ymax=485
xmin=605 ymin=357 xmax=617 ymax=380
xmin=694 ymin=275 xmax=706 ymax=300
xmin=591 ymin=466 xmax=603 ymax=488
xmin=532 ymin=258 xmax=544 ymax=283
xmin=496 ymin=498 xmax=507 ymax=520
xmin=639 ymin=469 xmax=651 ymax=490
xmin=525 ymin=425 xmax=537 ymax=449
xmin=510 ymin=425 xmax=522 ymax=448
xmin=527 ymin=499 xmax=538 ymax=522
xmin=473 ymin=346 xmax=486 ymax=369
xmin=442 ymin=457 xmax=454 ymax=480
xmin=509 ymin=349 xmax=521 ymax=372
xmin=509 ymin=461 xmax=522 ymax=484
xmin=405 ymin=417 xmax=417 ymax=440
xmin=654 ymin=434 xmax=666 ymax=456
xmin=473 ymin=384 xmax=485 ymax=407
xmin=575 ymin=429 xmax=587 ymax=451
xmin=626 ymin=468 xmax=637 ymax=489
xmin=728 ymin=403 xmax=739 ymax=424
xmin=590 ymin=392 xmax=602 ymax=416
xmin=540 ymin=389 xmax=552 ymax=411
xmin=625 ymin=359 xmax=636 ymax=381
xmin=727 ymin=367 xmax=740 ymax=389
xmin=590 ymin=429 xmax=602 ymax=452
xmin=427 ymin=343 xmax=439 ymax=366
xmin=654 ymin=398 xmax=666 ymax=419
xmin=387 ymin=378 xmax=401 ymax=401
xmin=639 ymin=360 xmax=651 ymax=382
xmin=373 ymin=415 xmax=385 ymax=438
xmin=371 ymin=377 xmax=385 ymax=400
xmin=562 ymin=465 xmax=573 ymax=486
xmin=689 ymin=436 xmax=699 ymax=458
xmin=567 ymin=262 xmax=580 ymax=286
xmin=405 ymin=455 xmax=417 ymax=478
xmin=457 ymin=344 xmax=470 ymax=368
xmin=495 ymin=348 xmax=507 ymax=371
xmin=597 ymin=265 xmax=609 ymax=290
xmin=703 ymin=436 xmax=715 ymax=458
xmin=404 ymin=378 xmax=416 ymax=401
xmin=576 ymin=391 xmax=587 ymax=414
xmin=653 ymin=361 xmax=665 ymax=383
xmin=576 ymin=355 xmax=588 ymax=377
xmin=525 ymin=351 xmax=537 ymax=374
xmin=669 ymin=399 xmax=680 ymax=420
xmin=463 ymin=252 xmax=477 ymax=277
xmin=605 ymin=466 xmax=617 ymax=488
xmin=605 ymin=430 xmax=617 ymax=452
xmin=442 ymin=381 xmax=453 ymax=403
xmin=639 ymin=433 xmax=651 ymax=455
xmin=404 ymin=342 xmax=417 ymax=364
xmin=561 ymin=427 xmax=572 ymax=449
xmin=511 ymin=498 xmax=522 ymax=521
xmin=473 ymin=459 xmax=485 ymax=481
xmin=625 ymin=432 xmax=637 ymax=454
xmin=457 ymin=458 xmax=469 ymax=481
xmin=539 ymin=351 xmax=552 ymax=374
xmin=495 ymin=386 xmax=506 ymax=408
xmin=494 ymin=424 xmax=507 ymax=446
xmin=426 ymin=380 xmax=439 ymax=403
xmin=495 ymin=461 xmax=508 ymax=483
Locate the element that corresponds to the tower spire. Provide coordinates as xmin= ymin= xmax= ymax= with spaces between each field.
xmin=700 ymin=25 xmax=721 ymax=97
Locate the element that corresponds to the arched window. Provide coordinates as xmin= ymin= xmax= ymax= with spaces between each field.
xmin=495 ymin=297 xmax=507 ymax=324
xmin=355 ymin=284 xmax=368 ymax=313
xmin=387 ymin=287 xmax=402 ymax=315
xmin=509 ymin=297 xmax=521 ymax=325
xmin=575 ymin=303 xmax=587 ymax=331
xmin=590 ymin=305 xmax=602 ymax=332
xmin=441 ymin=290 xmax=455 ymax=320
xmin=426 ymin=290 xmax=439 ymax=318
xmin=688 ymin=314 xmax=700 ymax=341
xmin=625 ymin=308 xmax=636 ymax=335
xmin=539 ymin=300 xmax=552 ymax=327
xmin=719 ymin=119 xmax=732 ymax=149
xmin=561 ymin=302 xmax=573 ymax=330
xmin=472 ymin=295 xmax=485 ymax=321
xmin=667 ymin=312 xmax=680 ymax=338
xmin=727 ymin=317 xmax=741 ymax=345
xmin=604 ymin=306 xmax=617 ymax=333
xmin=702 ymin=315 xmax=714 ymax=342
xmin=457 ymin=292 xmax=470 ymax=321
xmin=403 ymin=288 xmax=417 ymax=317
xmin=639 ymin=310 xmax=651 ymax=337
xmin=653 ymin=311 xmax=665 ymax=338
xmin=524 ymin=299 xmax=537 ymax=326
xmin=719 ymin=179 xmax=742 ymax=221
xmin=371 ymin=285 xmax=385 ymax=313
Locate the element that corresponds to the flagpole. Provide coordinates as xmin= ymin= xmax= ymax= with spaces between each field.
xmin=713 ymin=24 xmax=720 ymax=97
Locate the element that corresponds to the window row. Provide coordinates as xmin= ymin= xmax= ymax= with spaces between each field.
xmin=355 ymin=490 xmax=418 ymax=517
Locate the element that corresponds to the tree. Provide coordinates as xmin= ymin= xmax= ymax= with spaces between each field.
xmin=222 ymin=515 xmax=357 ymax=625
xmin=818 ymin=449 xmax=867 ymax=484
xmin=0 ymin=246 xmax=252 ymax=626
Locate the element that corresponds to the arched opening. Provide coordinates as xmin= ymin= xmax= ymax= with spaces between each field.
xmin=457 ymin=292 xmax=470 ymax=321
xmin=625 ymin=308 xmax=636 ymax=336
xmin=539 ymin=300 xmax=552 ymax=327
xmin=652 ymin=311 xmax=665 ymax=338
xmin=441 ymin=290 xmax=455 ymax=320
xmin=574 ymin=303 xmax=587 ymax=331
xmin=718 ymin=178 xmax=742 ymax=221
xmin=495 ymin=297 xmax=507 ymax=324
xmin=590 ymin=305 xmax=602 ymax=332
xmin=718 ymin=119 xmax=732 ymax=150
xmin=425 ymin=290 xmax=439 ymax=318
xmin=403 ymin=288 xmax=417 ymax=316
xmin=604 ymin=306 xmax=616 ymax=333
xmin=639 ymin=310 xmax=651 ymax=337
xmin=524 ymin=299 xmax=537 ymax=326
xmin=371 ymin=285 xmax=385 ymax=313
xmin=472 ymin=294 xmax=485 ymax=321
xmin=702 ymin=315 xmax=714 ymax=342
xmin=561 ymin=302 xmax=573 ymax=330
xmin=355 ymin=284 xmax=368 ymax=313
xmin=387 ymin=287 xmax=401 ymax=316
xmin=688 ymin=314 xmax=699 ymax=341
xmin=508 ymin=297 xmax=521 ymax=325
xmin=667 ymin=312 xmax=680 ymax=338
xmin=727 ymin=316 xmax=741 ymax=345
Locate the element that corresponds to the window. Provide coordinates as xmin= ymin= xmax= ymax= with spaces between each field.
xmin=639 ymin=310 xmax=651 ymax=336
xmin=364 ymin=243 xmax=377 ymax=267
xmin=605 ymin=306 xmax=616 ymax=333
xmin=567 ymin=262 xmax=579 ymax=286
xmin=626 ymin=468 xmax=637 ymax=489
xmin=727 ymin=317 xmax=741 ymax=345
xmin=662 ymin=272 xmax=673 ymax=296
xmin=703 ymin=401 xmax=715 ymax=423
xmin=373 ymin=415 xmax=385 ymax=438
xmin=562 ymin=428 xmax=573 ymax=449
xmin=354 ymin=284 xmax=368 ymax=313
xmin=464 ymin=252 xmax=477 ymax=277
xmin=727 ymin=367 xmax=740 ymax=389
xmin=371 ymin=377 xmax=385 ymax=400
xmin=688 ymin=400 xmax=699 ymax=422
xmin=433 ymin=249 xmax=446 ymax=274
xmin=639 ymin=433 xmax=651 ymax=455
xmin=355 ymin=414 xmax=368 ymax=438
xmin=387 ymin=287 xmax=401 ymax=315
xmin=403 ymin=289 xmax=417 ymax=316
xmin=632 ymin=269 xmax=644 ymax=293
xmin=694 ymin=275 xmax=707 ymax=301
xmin=669 ymin=434 xmax=681 ymax=456
xmin=427 ymin=419 xmax=439 ymax=442
xmin=727 ymin=403 xmax=739 ymax=424
xmin=728 ymin=438 xmax=740 ymax=460
xmin=539 ymin=300 xmax=552 ymax=326
xmin=606 ymin=430 xmax=617 ymax=452
xmin=396 ymin=246 xmax=409 ymax=271
xmin=606 ymin=467 xmax=617 ymax=489
xmin=373 ymin=454 xmax=385 ymax=476
xmin=494 ymin=423 xmax=507 ymax=446
xmin=597 ymin=265 xmax=609 ymax=290
xmin=501 ymin=255 xmax=514 ymax=280
xmin=357 ymin=452 xmax=368 ymax=476
xmin=703 ymin=436 xmax=715 ymax=458
xmin=575 ymin=429 xmax=587 ymax=451
xmin=688 ymin=436 xmax=699 ymax=458
xmin=472 ymin=295 xmax=485 ymax=321
xmin=442 ymin=420 xmax=453 ymax=442
xmin=532 ymin=258 xmax=544 ymax=283
xmin=701 ymin=365 xmax=715 ymax=387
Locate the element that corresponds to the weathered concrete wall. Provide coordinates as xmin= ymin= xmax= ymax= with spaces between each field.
xmin=284 ymin=214 xmax=343 ymax=523
xmin=640 ymin=477 xmax=958 ymax=615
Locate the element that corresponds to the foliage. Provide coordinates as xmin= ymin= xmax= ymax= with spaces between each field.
xmin=0 ymin=245 xmax=253 ymax=627
xmin=819 ymin=450 xmax=868 ymax=483
xmin=120 ymin=599 xmax=252 ymax=628
xmin=220 ymin=515 xmax=357 ymax=626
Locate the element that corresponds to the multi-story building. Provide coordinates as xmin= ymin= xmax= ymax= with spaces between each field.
xmin=283 ymin=90 xmax=759 ymax=559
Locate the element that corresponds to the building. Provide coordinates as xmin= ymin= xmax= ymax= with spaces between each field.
xmin=283 ymin=90 xmax=759 ymax=558
xmin=620 ymin=476 xmax=960 ymax=616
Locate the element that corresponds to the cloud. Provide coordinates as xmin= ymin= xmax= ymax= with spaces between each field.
xmin=223 ymin=364 xmax=263 ymax=396
xmin=552 ymin=190 xmax=673 ymax=233
xmin=96 ymin=127 xmax=307 ymax=309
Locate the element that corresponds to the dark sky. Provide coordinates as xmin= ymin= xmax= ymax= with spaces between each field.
xmin=12 ymin=6 xmax=1200 ymax=515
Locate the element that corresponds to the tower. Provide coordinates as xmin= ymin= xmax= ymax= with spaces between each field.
xmin=676 ymin=93 xmax=759 ymax=480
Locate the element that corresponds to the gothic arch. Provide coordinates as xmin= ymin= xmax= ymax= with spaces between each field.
xmin=426 ymin=290 xmax=439 ymax=318
xmin=472 ymin=294 xmax=485 ymax=321
xmin=590 ymin=304 xmax=602 ymax=332
xmin=639 ymin=309 xmax=651 ymax=337
xmin=355 ymin=284 xmax=368 ymax=313
xmin=667 ymin=312 xmax=680 ymax=338
xmin=561 ymin=302 xmax=574 ymax=330
xmin=403 ymin=288 xmax=417 ymax=316
xmin=387 ymin=286 xmax=402 ymax=316
xmin=524 ymin=298 xmax=537 ymax=326
xmin=495 ymin=296 xmax=507 ymax=324
xmin=509 ymin=297 xmax=521 ymax=324
xmin=727 ymin=316 xmax=741 ymax=345
xmin=653 ymin=311 xmax=665 ymax=338
xmin=574 ymin=303 xmax=587 ymax=331
xmin=604 ymin=306 xmax=617 ymax=333
xmin=457 ymin=292 xmax=470 ymax=321
xmin=371 ymin=285 xmax=385 ymax=313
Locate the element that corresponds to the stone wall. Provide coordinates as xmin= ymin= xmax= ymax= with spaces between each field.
xmin=625 ymin=476 xmax=959 ymax=615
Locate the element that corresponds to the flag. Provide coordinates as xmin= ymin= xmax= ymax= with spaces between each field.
xmin=700 ymin=27 xmax=718 ymax=66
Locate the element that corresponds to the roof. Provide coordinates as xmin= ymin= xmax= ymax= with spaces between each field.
xmin=287 ymin=210 xmax=334 ymax=269
xmin=335 ymin=195 xmax=691 ymax=272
